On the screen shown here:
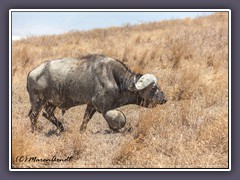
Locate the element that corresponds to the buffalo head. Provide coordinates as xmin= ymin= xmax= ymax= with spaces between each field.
xmin=130 ymin=74 xmax=167 ymax=108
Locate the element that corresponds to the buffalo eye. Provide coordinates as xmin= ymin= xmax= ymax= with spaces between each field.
xmin=152 ymin=85 xmax=157 ymax=91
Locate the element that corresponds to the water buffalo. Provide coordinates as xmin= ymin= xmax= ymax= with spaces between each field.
xmin=27 ymin=54 xmax=167 ymax=133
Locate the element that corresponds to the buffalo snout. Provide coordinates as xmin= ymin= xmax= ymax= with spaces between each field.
xmin=153 ymin=89 xmax=167 ymax=105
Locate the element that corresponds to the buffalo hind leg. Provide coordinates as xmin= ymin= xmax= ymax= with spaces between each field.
xmin=29 ymin=97 xmax=46 ymax=133
xmin=42 ymin=102 xmax=64 ymax=133
xmin=80 ymin=104 xmax=96 ymax=133
xmin=29 ymin=108 xmax=42 ymax=133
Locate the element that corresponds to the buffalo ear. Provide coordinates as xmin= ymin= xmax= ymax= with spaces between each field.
xmin=135 ymin=74 xmax=157 ymax=90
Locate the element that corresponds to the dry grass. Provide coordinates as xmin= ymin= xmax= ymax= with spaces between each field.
xmin=11 ymin=12 xmax=229 ymax=169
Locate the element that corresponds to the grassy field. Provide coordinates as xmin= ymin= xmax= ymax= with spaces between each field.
xmin=11 ymin=12 xmax=229 ymax=168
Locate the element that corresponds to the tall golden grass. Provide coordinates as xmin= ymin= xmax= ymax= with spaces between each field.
xmin=11 ymin=12 xmax=229 ymax=168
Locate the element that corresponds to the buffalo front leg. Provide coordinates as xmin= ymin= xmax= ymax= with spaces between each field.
xmin=80 ymin=104 xmax=96 ymax=133
xmin=42 ymin=102 xmax=64 ymax=133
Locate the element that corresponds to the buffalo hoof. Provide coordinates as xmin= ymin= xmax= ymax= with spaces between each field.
xmin=79 ymin=127 xmax=86 ymax=134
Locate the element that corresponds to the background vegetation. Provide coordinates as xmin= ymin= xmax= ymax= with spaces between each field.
xmin=12 ymin=12 xmax=229 ymax=168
